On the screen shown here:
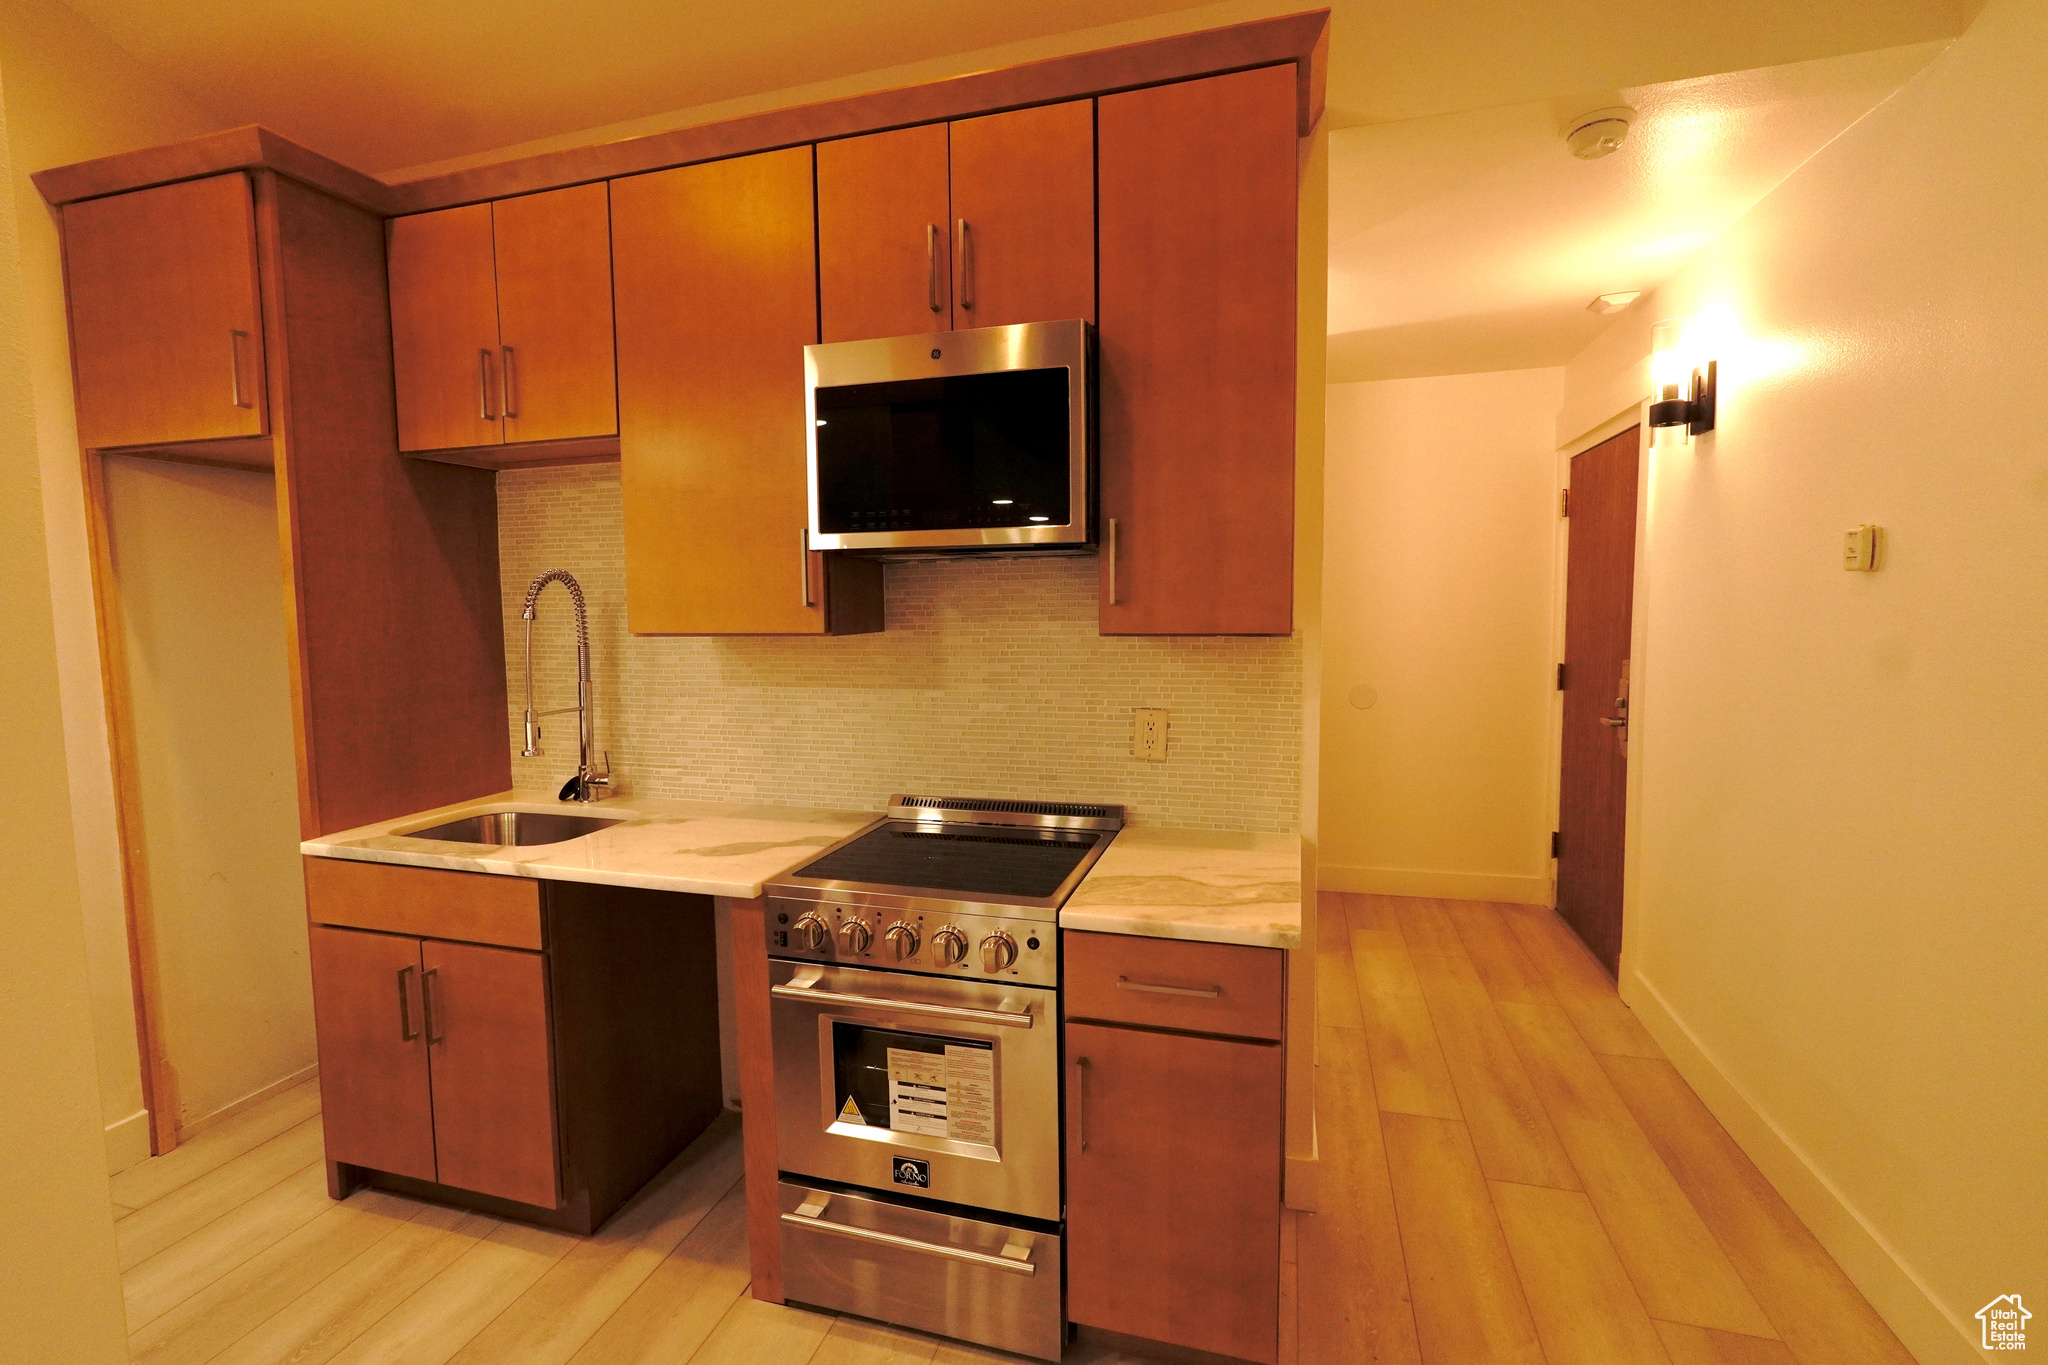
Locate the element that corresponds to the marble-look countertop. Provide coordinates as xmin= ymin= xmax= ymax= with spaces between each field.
xmin=300 ymin=790 xmax=878 ymax=899
xmin=1059 ymin=826 xmax=1303 ymax=950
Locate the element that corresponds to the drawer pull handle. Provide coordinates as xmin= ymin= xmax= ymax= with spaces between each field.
xmin=783 ymin=1203 xmax=1036 ymax=1276
xmin=771 ymin=982 xmax=1032 ymax=1028
xmin=1116 ymin=975 xmax=1222 ymax=999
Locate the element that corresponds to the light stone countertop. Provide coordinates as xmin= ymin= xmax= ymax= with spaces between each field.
xmin=1059 ymin=826 xmax=1303 ymax=950
xmin=300 ymin=789 xmax=879 ymax=899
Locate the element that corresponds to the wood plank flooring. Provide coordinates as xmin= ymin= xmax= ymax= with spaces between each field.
xmin=112 ymin=895 xmax=1917 ymax=1365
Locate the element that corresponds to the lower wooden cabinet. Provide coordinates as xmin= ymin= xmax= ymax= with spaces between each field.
xmin=1064 ymin=934 xmax=1285 ymax=1364
xmin=305 ymin=857 xmax=721 ymax=1233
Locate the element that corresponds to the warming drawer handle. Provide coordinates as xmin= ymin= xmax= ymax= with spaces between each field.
xmin=770 ymin=982 xmax=1033 ymax=1028
xmin=782 ymin=1208 xmax=1037 ymax=1276
xmin=1116 ymin=975 xmax=1222 ymax=999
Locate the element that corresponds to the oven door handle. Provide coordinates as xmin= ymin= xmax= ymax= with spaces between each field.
xmin=770 ymin=982 xmax=1034 ymax=1029
xmin=782 ymin=1208 xmax=1037 ymax=1276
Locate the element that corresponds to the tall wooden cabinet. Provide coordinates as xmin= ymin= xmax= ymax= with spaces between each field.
xmin=62 ymin=173 xmax=268 ymax=451
xmin=817 ymin=100 xmax=1095 ymax=341
xmin=1098 ymin=66 xmax=1299 ymax=635
xmin=611 ymin=147 xmax=881 ymax=635
xmin=387 ymin=181 xmax=617 ymax=455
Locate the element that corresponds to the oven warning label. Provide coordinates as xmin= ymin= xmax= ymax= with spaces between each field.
xmin=886 ymin=1044 xmax=995 ymax=1144
xmin=837 ymin=1096 xmax=865 ymax=1124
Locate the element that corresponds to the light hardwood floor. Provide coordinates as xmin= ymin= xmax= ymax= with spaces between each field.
xmin=111 ymin=894 xmax=1917 ymax=1365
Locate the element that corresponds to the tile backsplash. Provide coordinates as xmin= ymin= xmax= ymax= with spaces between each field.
xmin=498 ymin=466 xmax=1300 ymax=831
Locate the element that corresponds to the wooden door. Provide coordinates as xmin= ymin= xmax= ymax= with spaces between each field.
xmin=1557 ymin=426 xmax=1642 ymax=974
xmin=422 ymin=938 xmax=558 ymax=1208
xmin=306 ymin=925 xmax=436 ymax=1182
xmin=817 ymin=123 xmax=953 ymax=340
xmin=63 ymin=173 xmax=267 ymax=449
xmin=948 ymin=101 xmax=1095 ymax=328
xmin=492 ymin=183 xmax=618 ymax=445
xmin=1098 ymin=67 xmax=1298 ymax=635
xmin=612 ymin=148 xmax=879 ymax=636
xmin=387 ymin=203 xmax=502 ymax=451
xmin=1066 ymin=1021 xmax=1282 ymax=1363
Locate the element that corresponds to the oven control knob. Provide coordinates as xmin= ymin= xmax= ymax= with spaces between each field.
xmin=981 ymin=930 xmax=1018 ymax=973
xmin=792 ymin=913 xmax=829 ymax=952
xmin=884 ymin=921 xmax=920 ymax=961
xmin=839 ymin=919 xmax=874 ymax=954
xmin=932 ymin=926 xmax=970 ymax=966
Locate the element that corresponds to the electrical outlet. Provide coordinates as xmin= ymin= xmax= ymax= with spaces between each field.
xmin=1132 ymin=708 xmax=1169 ymax=762
xmin=1844 ymin=524 xmax=1884 ymax=571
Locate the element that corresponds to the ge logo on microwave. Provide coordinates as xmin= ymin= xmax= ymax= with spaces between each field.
xmin=893 ymin=1156 xmax=931 ymax=1189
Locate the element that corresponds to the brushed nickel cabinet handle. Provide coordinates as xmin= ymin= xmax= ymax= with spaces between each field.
xmin=478 ymin=349 xmax=498 ymax=420
xmin=501 ymin=346 xmax=518 ymax=418
xmin=421 ymin=966 xmax=443 ymax=1043
xmin=1106 ymin=517 xmax=1120 ymax=606
xmin=1075 ymin=1055 xmax=1090 ymax=1152
xmin=1116 ymin=975 xmax=1222 ymax=999
xmin=927 ymin=222 xmax=941 ymax=313
xmin=396 ymin=965 xmax=418 ymax=1041
xmin=228 ymin=329 xmax=253 ymax=409
xmin=957 ymin=219 xmax=973 ymax=311
xmin=800 ymin=528 xmax=815 ymax=608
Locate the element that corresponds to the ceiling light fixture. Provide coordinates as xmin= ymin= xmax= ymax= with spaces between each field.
xmin=1565 ymin=107 xmax=1635 ymax=160
xmin=1648 ymin=318 xmax=1717 ymax=443
xmin=1588 ymin=290 xmax=1642 ymax=315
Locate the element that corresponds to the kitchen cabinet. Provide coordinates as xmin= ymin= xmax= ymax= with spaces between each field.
xmin=611 ymin=146 xmax=881 ymax=635
xmin=1098 ymin=65 xmax=1298 ymax=635
xmin=387 ymin=181 xmax=617 ymax=455
xmin=305 ymin=856 xmax=721 ymax=1233
xmin=817 ymin=100 xmax=1094 ymax=341
xmin=62 ymin=173 xmax=268 ymax=451
xmin=1064 ymin=931 xmax=1284 ymax=1363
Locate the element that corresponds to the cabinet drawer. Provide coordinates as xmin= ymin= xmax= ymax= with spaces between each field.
xmin=1063 ymin=932 xmax=1282 ymax=1040
xmin=304 ymin=857 xmax=543 ymax=950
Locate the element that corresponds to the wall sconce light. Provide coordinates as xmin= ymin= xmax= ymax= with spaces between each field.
xmin=1648 ymin=318 xmax=1717 ymax=439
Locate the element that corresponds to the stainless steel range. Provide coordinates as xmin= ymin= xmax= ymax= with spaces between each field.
xmin=763 ymin=794 xmax=1123 ymax=1362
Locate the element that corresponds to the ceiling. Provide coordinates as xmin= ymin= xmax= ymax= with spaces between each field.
xmin=1327 ymin=40 xmax=1952 ymax=381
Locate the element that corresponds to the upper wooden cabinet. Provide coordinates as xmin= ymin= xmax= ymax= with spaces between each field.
xmin=62 ymin=173 xmax=268 ymax=450
xmin=1098 ymin=67 xmax=1298 ymax=635
xmin=387 ymin=181 xmax=616 ymax=453
xmin=611 ymin=147 xmax=881 ymax=635
xmin=818 ymin=100 xmax=1094 ymax=341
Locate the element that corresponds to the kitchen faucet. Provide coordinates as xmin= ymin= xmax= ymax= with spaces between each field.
xmin=520 ymin=568 xmax=612 ymax=802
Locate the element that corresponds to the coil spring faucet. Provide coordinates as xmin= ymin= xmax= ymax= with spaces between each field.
xmin=520 ymin=568 xmax=612 ymax=802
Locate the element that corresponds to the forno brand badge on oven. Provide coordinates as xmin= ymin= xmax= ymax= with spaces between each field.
xmin=893 ymin=1156 xmax=931 ymax=1189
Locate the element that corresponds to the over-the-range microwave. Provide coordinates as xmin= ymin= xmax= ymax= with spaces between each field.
xmin=804 ymin=319 xmax=1094 ymax=552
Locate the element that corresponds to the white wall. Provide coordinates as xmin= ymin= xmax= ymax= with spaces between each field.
xmin=0 ymin=0 xmax=231 ymax=1168
xmin=1561 ymin=0 xmax=2048 ymax=1357
xmin=1321 ymin=369 xmax=1564 ymax=904
xmin=0 ymin=43 xmax=133 ymax=1365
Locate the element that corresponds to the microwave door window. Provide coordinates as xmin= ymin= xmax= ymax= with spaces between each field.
xmin=815 ymin=369 xmax=1070 ymax=534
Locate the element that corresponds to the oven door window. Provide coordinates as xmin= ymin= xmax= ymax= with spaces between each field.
xmin=828 ymin=1021 xmax=997 ymax=1155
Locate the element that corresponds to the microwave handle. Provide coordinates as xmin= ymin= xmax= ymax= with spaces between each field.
xmin=800 ymin=527 xmax=814 ymax=608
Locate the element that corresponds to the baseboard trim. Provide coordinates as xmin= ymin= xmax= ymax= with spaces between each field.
xmin=1318 ymin=863 xmax=1551 ymax=905
xmin=1624 ymin=972 xmax=1982 ymax=1365
xmin=104 ymin=1108 xmax=151 ymax=1175
xmin=176 ymin=1062 xmax=320 ymax=1142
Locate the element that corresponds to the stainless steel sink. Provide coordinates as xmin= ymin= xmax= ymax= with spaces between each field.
xmin=400 ymin=810 xmax=625 ymax=846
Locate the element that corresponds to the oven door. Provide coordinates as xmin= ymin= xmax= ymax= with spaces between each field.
xmin=770 ymin=959 xmax=1059 ymax=1221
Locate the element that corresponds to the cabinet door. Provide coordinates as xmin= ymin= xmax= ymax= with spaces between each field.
xmin=613 ymin=148 xmax=879 ymax=635
xmin=1098 ymin=67 xmax=1298 ymax=635
xmin=307 ymin=926 xmax=436 ymax=1182
xmin=62 ymin=173 xmax=267 ymax=449
xmin=817 ymin=123 xmax=953 ymax=340
xmin=422 ymin=939 xmax=558 ymax=1208
xmin=1066 ymin=1021 xmax=1282 ymax=1363
xmin=493 ymin=183 xmax=618 ymax=445
xmin=949 ymin=101 xmax=1095 ymax=329
xmin=387 ymin=203 xmax=503 ymax=452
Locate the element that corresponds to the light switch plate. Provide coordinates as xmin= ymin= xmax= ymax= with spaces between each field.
xmin=1844 ymin=524 xmax=1883 ymax=571
xmin=1132 ymin=708 xmax=1168 ymax=762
